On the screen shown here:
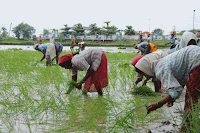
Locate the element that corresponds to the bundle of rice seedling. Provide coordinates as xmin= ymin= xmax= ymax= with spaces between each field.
xmin=66 ymin=80 xmax=77 ymax=94
xmin=118 ymin=63 xmax=130 ymax=67
xmin=131 ymin=86 xmax=158 ymax=96
xmin=118 ymin=47 xmax=126 ymax=49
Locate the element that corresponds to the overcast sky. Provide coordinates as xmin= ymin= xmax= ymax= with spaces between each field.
xmin=1 ymin=0 xmax=200 ymax=36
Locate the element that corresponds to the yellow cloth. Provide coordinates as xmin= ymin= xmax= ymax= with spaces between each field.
xmin=71 ymin=38 xmax=75 ymax=45
xmin=150 ymin=43 xmax=157 ymax=53
xmin=81 ymin=42 xmax=85 ymax=44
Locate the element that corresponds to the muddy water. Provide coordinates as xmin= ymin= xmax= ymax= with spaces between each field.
xmin=0 ymin=45 xmax=184 ymax=133
xmin=0 ymin=45 xmax=169 ymax=53
xmin=144 ymin=85 xmax=185 ymax=133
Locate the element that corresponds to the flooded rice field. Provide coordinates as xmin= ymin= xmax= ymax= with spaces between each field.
xmin=0 ymin=45 xmax=168 ymax=53
xmin=0 ymin=47 xmax=192 ymax=133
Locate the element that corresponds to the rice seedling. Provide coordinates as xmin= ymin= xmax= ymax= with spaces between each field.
xmin=66 ymin=80 xmax=77 ymax=94
xmin=0 ymin=49 xmax=169 ymax=132
xmin=118 ymin=47 xmax=126 ymax=49
xmin=131 ymin=86 xmax=158 ymax=96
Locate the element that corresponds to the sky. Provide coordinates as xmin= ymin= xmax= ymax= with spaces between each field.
xmin=1 ymin=0 xmax=200 ymax=36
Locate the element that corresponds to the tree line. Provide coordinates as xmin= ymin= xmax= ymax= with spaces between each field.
xmin=1 ymin=21 xmax=190 ymax=40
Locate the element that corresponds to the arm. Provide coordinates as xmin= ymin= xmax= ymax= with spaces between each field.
xmin=40 ymin=49 xmax=46 ymax=61
xmin=133 ymin=73 xmax=143 ymax=88
xmin=57 ymin=46 xmax=62 ymax=56
xmin=72 ymin=74 xmax=77 ymax=82
xmin=147 ymin=94 xmax=174 ymax=114
xmin=142 ymin=76 xmax=151 ymax=86
xmin=77 ymin=67 xmax=95 ymax=89
xmin=52 ymin=51 xmax=62 ymax=61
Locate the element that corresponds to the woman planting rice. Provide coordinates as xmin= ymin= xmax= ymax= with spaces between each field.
xmin=175 ymin=32 xmax=198 ymax=51
xmin=33 ymin=43 xmax=56 ymax=66
xmin=59 ymin=48 xmax=108 ymax=96
xmin=167 ymin=32 xmax=176 ymax=49
xmin=131 ymin=51 xmax=168 ymax=92
xmin=134 ymin=42 xmax=157 ymax=55
xmin=135 ymin=45 xmax=200 ymax=132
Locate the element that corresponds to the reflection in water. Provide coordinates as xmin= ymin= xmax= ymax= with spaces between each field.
xmin=0 ymin=45 xmax=143 ymax=53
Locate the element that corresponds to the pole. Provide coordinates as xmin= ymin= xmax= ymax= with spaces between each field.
xmin=193 ymin=10 xmax=195 ymax=34
xmin=9 ymin=23 xmax=12 ymax=37
xmin=149 ymin=19 xmax=150 ymax=33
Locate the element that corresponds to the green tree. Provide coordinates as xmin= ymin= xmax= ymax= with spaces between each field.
xmin=51 ymin=28 xmax=59 ymax=34
xmin=58 ymin=34 xmax=64 ymax=41
xmin=103 ymin=21 xmax=118 ymax=35
xmin=152 ymin=28 xmax=164 ymax=36
xmin=189 ymin=29 xmax=196 ymax=33
xmin=104 ymin=21 xmax=110 ymax=27
xmin=116 ymin=29 xmax=123 ymax=35
xmin=43 ymin=28 xmax=50 ymax=34
xmin=32 ymin=35 xmax=37 ymax=41
xmin=176 ymin=30 xmax=186 ymax=35
xmin=88 ymin=23 xmax=101 ymax=35
xmin=60 ymin=24 xmax=72 ymax=35
xmin=124 ymin=26 xmax=135 ymax=35
xmin=135 ymin=31 xmax=142 ymax=35
xmin=12 ymin=22 xmax=35 ymax=39
xmin=1 ymin=27 xmax=8 ymax=38
xmin=72 ymin=23 xmax=85 ymax=36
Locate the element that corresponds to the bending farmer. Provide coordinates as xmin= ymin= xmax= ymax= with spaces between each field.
xmin=33 ymin=43 xmax=56 ymax=66
xmin=58 ymin=48 xmax=108 ymax=96
xmin=136 ymin=45 xmax=200 ymax=132
xmin=53 ymin=43 xmax=63 ymax=64
xmin=131 ymin=51 xmax=168 ymax=92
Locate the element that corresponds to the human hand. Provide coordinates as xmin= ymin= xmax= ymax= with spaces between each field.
xmin=142 ymin=81 xmax=147 ymax=86
xmin=77 ymin=82 xmax=82 ymax=90
xmin=133 ymin=83 xmax=137 ymax=88
xmin=167 ymin=102 xmax=173 ymax=107
xmin=147 ymin=101 xmax=163 ymax=114
xmin=147 ymin=103 xmax=157 ymax=114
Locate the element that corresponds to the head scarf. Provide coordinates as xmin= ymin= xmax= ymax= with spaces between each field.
xmin=59 ymin=54 xmax=73 ymax=64
xmin=175 ymin=32 xmax=197 ymax=51
xmin=131 ymin=55 xmax=144 ymax=66
xmin=150 ymin=43 xmax=157 ymax=53
xmin=135 ymin=50 xmax=168 ymax=76
xmin=33 ymin=43 xmax=40 ymax=49
xmin=134 ymin=44 xmax=138 ymax=49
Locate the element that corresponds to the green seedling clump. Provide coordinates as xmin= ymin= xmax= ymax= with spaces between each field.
xmin=118 ymin=63 xmax=130 ymax=67
xmin=7 ymin=48 xmax=23 ymax=50
xmin=131 ymin=86 xmax=158 ymax=96
xmin=118 ymin=47 xmax=126 ymax=49
xmin=67 ymin=80 xmax=77 ymax=94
